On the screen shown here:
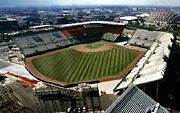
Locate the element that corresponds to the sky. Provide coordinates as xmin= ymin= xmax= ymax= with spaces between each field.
xmin=0 ymin=0 xmax=180 ymax=7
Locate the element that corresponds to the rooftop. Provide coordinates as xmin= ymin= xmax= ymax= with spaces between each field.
xmin=0 ymin=18 xmax=17 ymax=22
xmin=60 ymin=21 xmax=125 ymax=28
xmin=120 ymin=16 xmax=138 ymax=21
xmin=29 ymin=25 xmax=53 ymax=29
xmin=106 ymin=84 xmax=169 ymax=113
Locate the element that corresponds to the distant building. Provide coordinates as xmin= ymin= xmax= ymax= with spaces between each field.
xmin=0 ymin=18 xmax=19 ymax=32
xmin=53 ymin=17 xmax=76 ymax=25
xmin=22 ymin=17 xmax=42 ymax=26
xmin=136 ymin=13 xmax=150 ymax=18
xmin=146 ymin=10 xmax=180 ymax=27
xmin=29 ymin=25 xmax=53 ymax=32
xmin=115 ymin=16 xmax=138 ymax=25
xmin=54 ymin=17 xmax=69 ymax=24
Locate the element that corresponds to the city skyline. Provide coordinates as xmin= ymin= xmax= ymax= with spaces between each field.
xmin=0 ymin=0 xmax=180 ymax=7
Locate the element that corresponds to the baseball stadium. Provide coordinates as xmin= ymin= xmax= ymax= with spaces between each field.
xmin=13 ymin=20 xmax=174 ymax=90
xmin=6 ymin=20 xmax=176 ymax=112
xmin=14 ymin=21 xmax=143 ymax=87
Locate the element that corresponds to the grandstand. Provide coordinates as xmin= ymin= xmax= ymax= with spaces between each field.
xmin=105 ymin=84 xmax=169 ymax=113
xmin=14 ymin=21 xmax=125 ymax=57
xmin=14 ymin=30 xmax=67 ymax=56
xmin=114 ymin=29 xmax=174 ymax=91
xmin=128 ymin=29 xmax=166 ymax=48
xmin=102 ymin=33 xmax=118 ymax=41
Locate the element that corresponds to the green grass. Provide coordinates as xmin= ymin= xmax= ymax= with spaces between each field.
xmin=84 ymin=42 xmax=104 ymax=49
xmin=32 ymin=42 xmax=139 ymax=83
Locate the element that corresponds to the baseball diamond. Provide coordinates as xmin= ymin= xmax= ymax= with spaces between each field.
xmin=26 ymin=41 xmax=140 ymax=85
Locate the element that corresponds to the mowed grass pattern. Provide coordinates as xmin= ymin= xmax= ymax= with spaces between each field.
xmin=32 ymin=44 xmax=138 ymax=83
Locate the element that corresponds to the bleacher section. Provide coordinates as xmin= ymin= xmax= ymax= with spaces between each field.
xmin=14 ymin=31 xmax=68 ymax=56
xmin=102 ymin=33 xmax=118 ymax=41
xmin=106 ymin=85 xmax=169 ymax=113
xmin=14 ymin=30 xmax=119 ymax=56
xmin=128 ymin=29 xmax=165 ymax=48
xmin=12 ymin=21 xmax=126 ymax=56
xmin=114 ymin=30 xmax=174 ymax=90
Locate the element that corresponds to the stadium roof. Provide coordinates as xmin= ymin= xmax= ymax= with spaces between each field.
xmin=29 ymin=25 xmax=53 ymax=29
xmin=105 ymin=84 xmax=169 ymax=113
xmin=120 ymin=16 xmax=138 ymax=21
xmin=0 ymin=18 xmax=17 ymax=22
xmin=60 ymin=21 xmax=125 ymax=28
xmin=136 ymin=13 xmax=150 ymax=18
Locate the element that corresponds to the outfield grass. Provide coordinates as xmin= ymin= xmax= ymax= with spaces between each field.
xmin=32 ymin=42 xmax=139 ymax=83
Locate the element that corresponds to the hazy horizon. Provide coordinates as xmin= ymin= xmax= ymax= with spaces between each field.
xmin=0 ymin=0 xmax=180 ymax=8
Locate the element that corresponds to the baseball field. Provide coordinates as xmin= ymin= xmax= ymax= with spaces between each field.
xmin=26 ymin=41 xmax=141 ymax=85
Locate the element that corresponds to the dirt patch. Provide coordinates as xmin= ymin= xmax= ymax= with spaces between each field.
xmin=74 ymin=42 xmax=113 ymax=52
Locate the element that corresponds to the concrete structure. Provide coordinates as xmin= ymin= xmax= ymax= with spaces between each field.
xmin=115 ymin=16 xmax=138 ymax=25
xmin=146 ymin=10 xmax=180 ymax=27
xmin=106 ymin=85 xmax=169 ymax=113
xmin=114 ymin=29 xmax=174 ymax=91
xmin=0 ymin=18 xmax=19 ymax=32
xmin=14 ymin=21 xmax=125 ymax=56
xmin=29 ymin=25 xmax=53 ymax=32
